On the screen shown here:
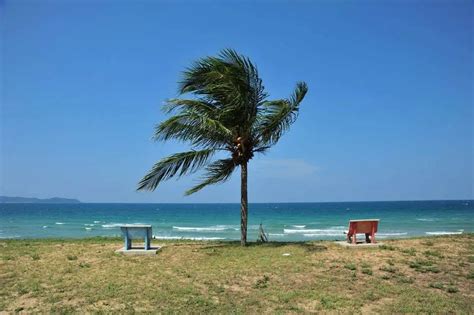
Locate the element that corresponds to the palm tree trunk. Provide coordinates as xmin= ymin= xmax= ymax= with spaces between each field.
xmin=240 ymin=161 xmax=248 ymax=246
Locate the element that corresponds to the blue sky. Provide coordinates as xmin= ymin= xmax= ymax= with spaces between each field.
xmin=1 ymin=0 xmax=472 ymax=203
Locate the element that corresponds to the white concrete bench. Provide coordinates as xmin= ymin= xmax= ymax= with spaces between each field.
xmin=120 ymin=224 xmax=152 ymax=250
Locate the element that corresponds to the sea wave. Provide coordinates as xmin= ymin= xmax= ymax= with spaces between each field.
xmin=303 ymin=232 xmax=342 ymax=237
xmin=101 ymin=223 xmax=125 ymax=228
xmin=284 ymin=228 xmax=344 ymax=234
xmin=153 ymin=235 xmax=225 ymax=240
xmin=416 ymin=218 xmax=437 ymax=222
xmin=291 ymin=225 xmax=306 ymax=228
xmin=426 ymin=230 xmax=463 ymax=235
xmin=378 ymin=232 xmax=408 ymax=236
xmin=268 ymin=233 xmax=285 ymax=237
xmin=85 ymin=227 xmax=92 ymax=231
xmin=172 ymin=225 xmax=236 ymax=232
xmin=288 ymin=225 xmax=347 ymax=236
xmin=55 ymin=222 xmax=65 ymax=225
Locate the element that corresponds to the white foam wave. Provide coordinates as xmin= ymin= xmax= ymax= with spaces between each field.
xmin=101 ymin=223 xmax=125 ymax=228
xmin=416 ymin=218 xmax=437 ymax=222
xmin=303 ymin=232 xmax=341 ymax=237
xmin=85 ymin=227 xmax=92 ymax=231
xmin=102 ymin=222 xmax=148 ymax=229
xmin=172 ymin=225 xmax=235 ymax=232
xmin=426 ymin=230 xmax=463 ymax=235
xmin=153 ymin=236 xmax=181 ymax=240
xmin=84 ymin=224 xmax=95 ymax=226
xmin=55 ymin=222 xmax=65 ymax=225
xmin=284 ymin=228 xmax=344 ymax=234
xmin=42 ymin=226 xmax=48 ymax=229
xmin=153 ymin=235 xmax=225 ymax=241
xmin=268 ymin=233 xmax=285 ymax=236
xmin=93 ymin=221 xmax=101 ymax=224
xmin=291 ymin=225 xmax=306 ymax=228
xmin=378 ymin=232 xmax=408 ymax=236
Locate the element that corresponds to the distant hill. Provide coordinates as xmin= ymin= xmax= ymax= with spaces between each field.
xmin=0 ymin=196 xmax=81 ymax=204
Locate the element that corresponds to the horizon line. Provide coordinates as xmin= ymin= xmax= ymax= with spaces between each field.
xmin=24 ymin=198 xmax=474 ymax=204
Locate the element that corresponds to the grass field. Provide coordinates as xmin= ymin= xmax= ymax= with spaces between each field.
xmin=1 ymin=234 xmax=473 ymax=313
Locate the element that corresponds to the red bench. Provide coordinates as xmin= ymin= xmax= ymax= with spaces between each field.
xmin=346 ymin=219 xmax=379 ymax=244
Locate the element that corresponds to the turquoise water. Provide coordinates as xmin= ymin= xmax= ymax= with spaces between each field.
xmin=0 ymin=201 xmax=472 ymax=241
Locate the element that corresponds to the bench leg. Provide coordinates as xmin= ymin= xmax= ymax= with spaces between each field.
xmin=145 ymin=236 xmax=150 ymax=250
xmin=352 ymin=231 xmax=357 ymax=244
xmin=125 ymin=236 xmax=131 ymax=250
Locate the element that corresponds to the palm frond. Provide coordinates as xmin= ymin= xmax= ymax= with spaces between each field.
xmin=219 ymin=49 xmax=268 ymax=104
xmin=162 ymin=98 xmax=216 ymax=114
xmin=137 ymin=149 xmax=215 ymax=191
xmin=178 ymin=49 xmax=267 ymax=132
xmin=256 ymin=82 xmax=308 ymax=146
xmin=153 ymin=109 xmax=233 ymax=148
xmin=185 ymin=158 xmax=236 ymax=195
xmin=252 ymin=145 xmax=271 ymax=155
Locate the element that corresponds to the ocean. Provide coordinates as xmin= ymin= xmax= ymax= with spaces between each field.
xmin=0 ymin=200 xmax=472 ymax=241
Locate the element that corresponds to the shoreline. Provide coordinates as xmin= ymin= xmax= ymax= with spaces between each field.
xmin=1 ymin=232 xmax=472 ymax=243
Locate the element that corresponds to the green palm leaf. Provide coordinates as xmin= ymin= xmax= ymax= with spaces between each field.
xmin=137 ymin=149 xmax=215 ymax=191
xmin=185 ymin=158 xmax=236 ymax=195
xmin=153 ymin=111 xmax=233 ymax=148
xmin=256 ymin=82 xmax=308 ymax=146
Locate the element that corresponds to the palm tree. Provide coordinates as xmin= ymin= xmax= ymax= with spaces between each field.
xmin=137 ymin=49 xmax=308 ymax=246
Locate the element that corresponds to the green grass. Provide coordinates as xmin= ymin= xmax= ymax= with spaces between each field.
xmin=30 ymin=253 xmax=40 ymax=261
xmin=423 ymin=250 xmax=444 ymax=259
xmin=344 ymin=263 xmax=357 ymax=271
xmin=380 ymin=265 xmax=398 ymax=273
xmin=408 ymin=259 xmax=441 ymax=273
xmin=66 ymin=254 xmax=78 ymax=261
xmin=422 ymin=240 xmax=435 ymax=246
xmin=446 ymin=286 xmax=459 ymax=293
xmin=380 ymin=244 xmax=396 ymax=251
xmin=0 ymin=235 xmax=472 ymax=313
xmin=429 ymin=282 xmax=444 ymax=289
xmin=467 ymin=271 xmax=474 ymax=280
xmin=400 ymin=248 xmax=417 ymax=256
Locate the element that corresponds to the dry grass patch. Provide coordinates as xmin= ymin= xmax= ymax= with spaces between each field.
xmin=0 ymin=235 xmax=472 ymax=313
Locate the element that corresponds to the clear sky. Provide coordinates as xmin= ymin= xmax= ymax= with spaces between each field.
xmin=1 ymin=0 xmax=473 ymax=203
